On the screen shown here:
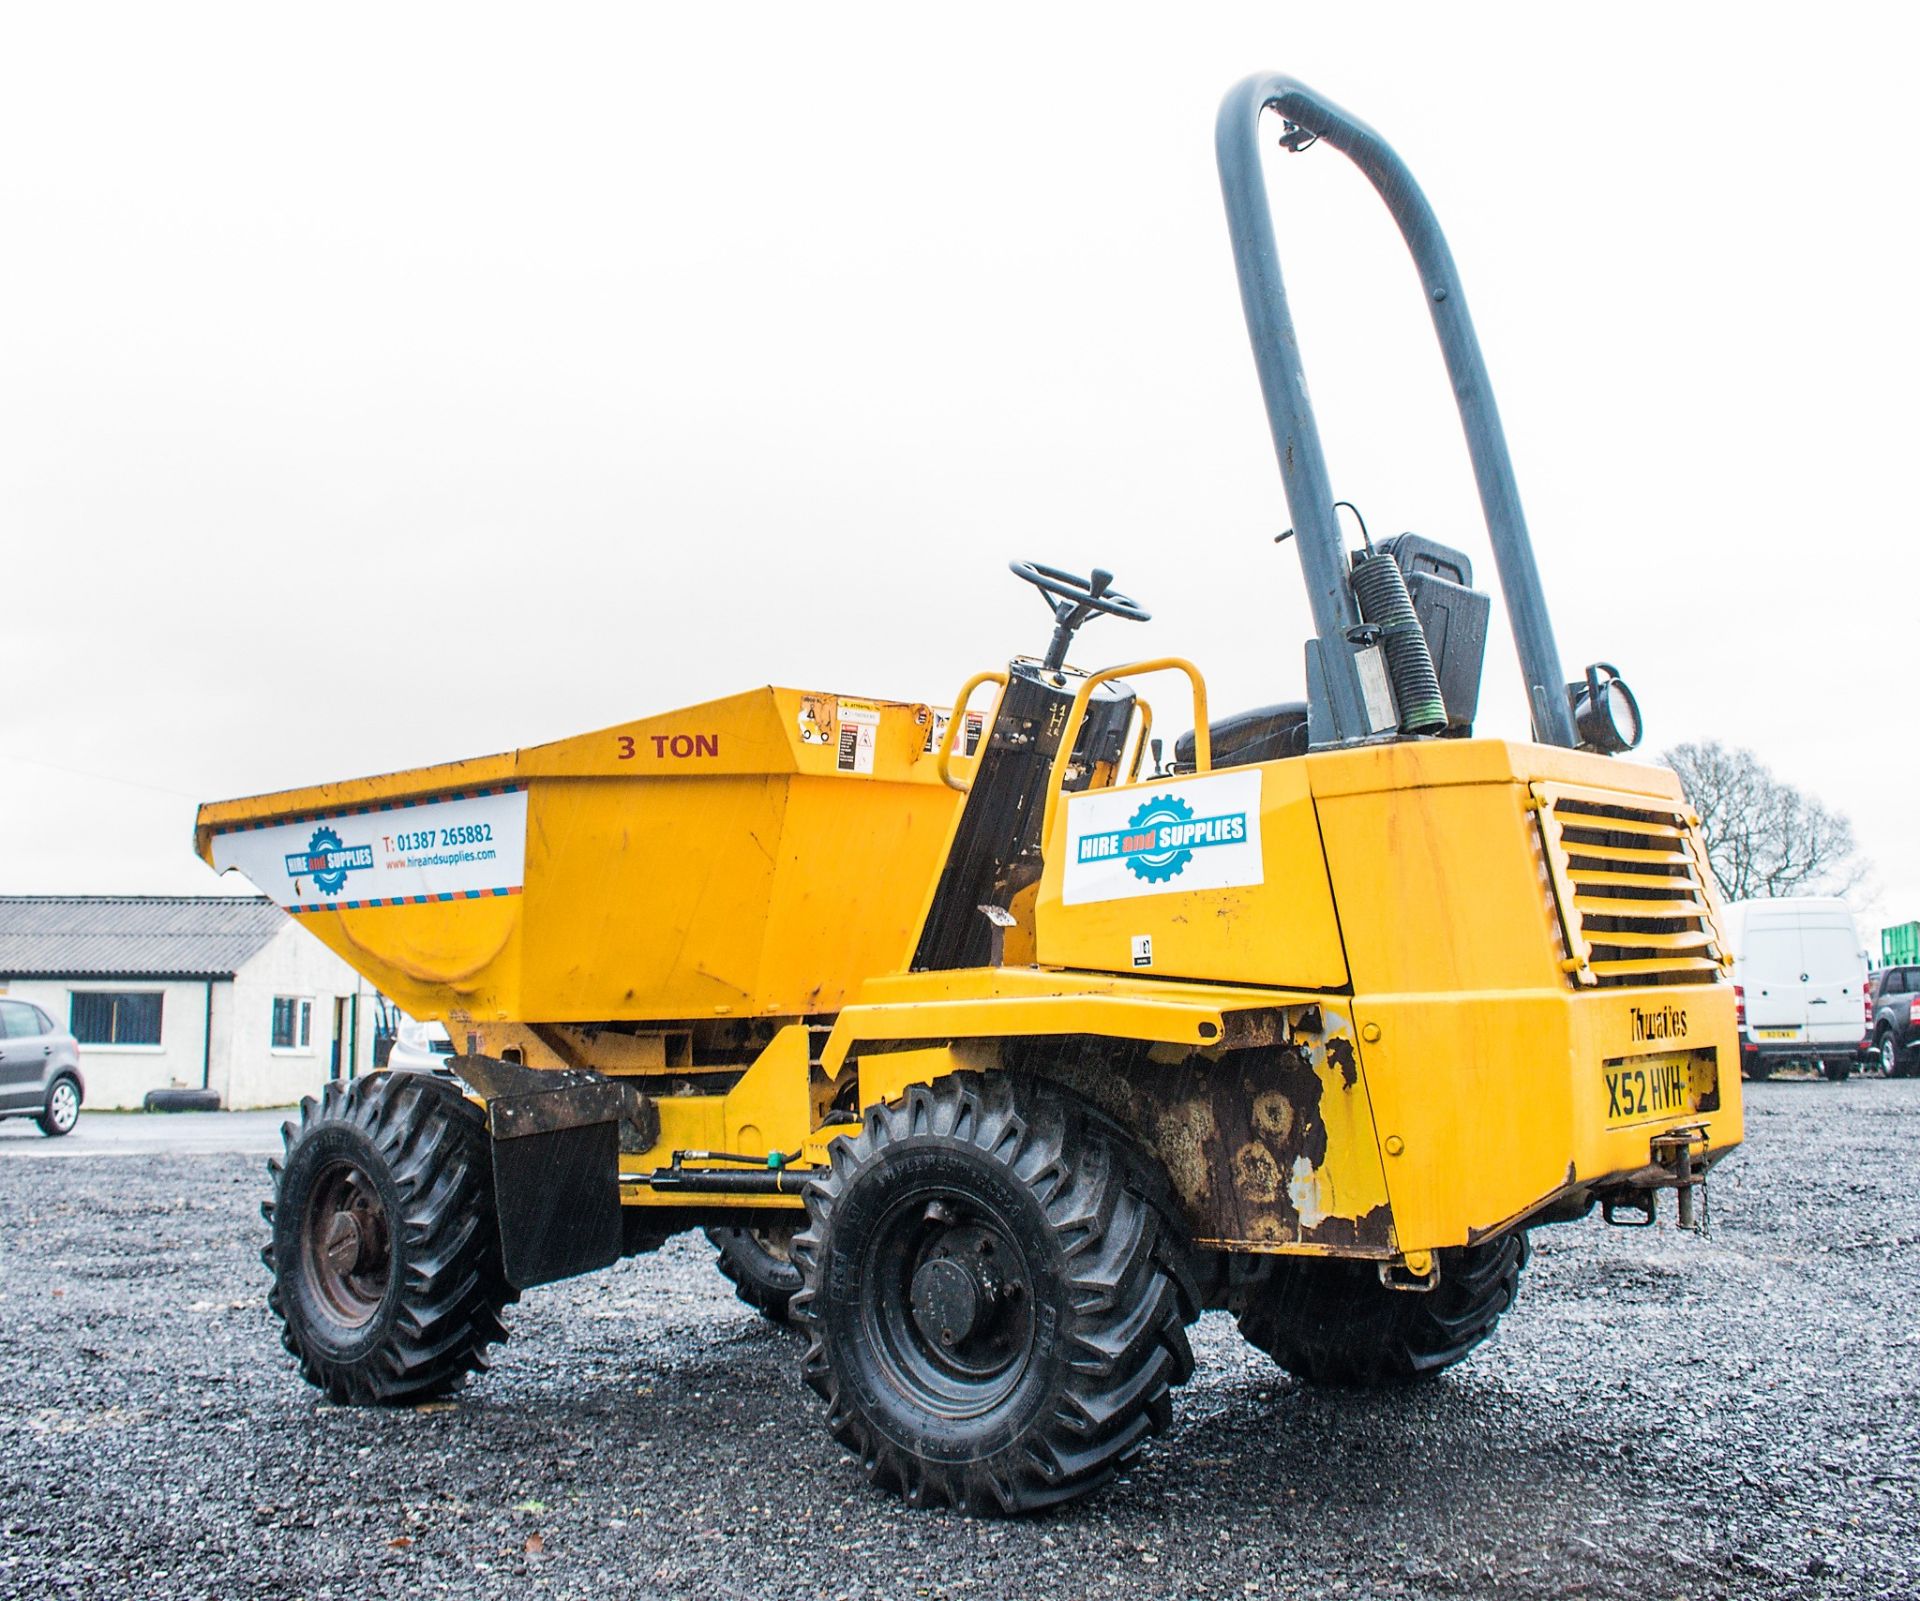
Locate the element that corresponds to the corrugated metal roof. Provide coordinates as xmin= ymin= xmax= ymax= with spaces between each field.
xmin=0 ymin=896 xmax=287 ymax=978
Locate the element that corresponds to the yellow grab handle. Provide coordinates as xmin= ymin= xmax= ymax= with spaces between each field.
xmin=1040 ymin=658 xmax=1210 ymax=842
xmin=934 ymin=670 xmax=1009 ymax=794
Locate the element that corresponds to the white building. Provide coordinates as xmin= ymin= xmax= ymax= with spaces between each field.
xmin=0 ymin=896 xmax=378 ymax=1110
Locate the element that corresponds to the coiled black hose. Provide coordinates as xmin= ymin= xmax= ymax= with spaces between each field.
xmin=1350 ymin=552 xmax=1447 ymax=735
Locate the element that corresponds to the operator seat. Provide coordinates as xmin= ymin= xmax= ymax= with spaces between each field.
xmin=1173 ymin=701 xmax=1309 ymax=771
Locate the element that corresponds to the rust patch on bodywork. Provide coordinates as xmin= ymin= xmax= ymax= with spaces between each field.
xmin=1030 ymin=1008 xmax=1395 ymax=1254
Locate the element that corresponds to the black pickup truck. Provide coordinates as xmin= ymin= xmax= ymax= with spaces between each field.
xmin=1868 ymin=965 xmax=1920 ymax=1076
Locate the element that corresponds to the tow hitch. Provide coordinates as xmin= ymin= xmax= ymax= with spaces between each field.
xmin=1601 ymin=1125 xmax=1711 ymax=1233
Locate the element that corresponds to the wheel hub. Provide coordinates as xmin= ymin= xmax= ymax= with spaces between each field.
xmin=911 ymin=1256 xmax=990 ymax=1346
xmin=321 ymin=1210 xmax=364 ymax=1274
xmin=303 ymin=1159 xmax=392 ymax=1328
xmin=866 ymin=1198 xmax=1034 ymax=1413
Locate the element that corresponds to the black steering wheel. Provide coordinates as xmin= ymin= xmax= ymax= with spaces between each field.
xmin=1009 ymin=561 xmax=1150 ymax=671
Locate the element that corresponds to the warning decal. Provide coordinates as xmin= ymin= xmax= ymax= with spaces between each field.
xmin=836 ymin=700 xmax=881 ymax=775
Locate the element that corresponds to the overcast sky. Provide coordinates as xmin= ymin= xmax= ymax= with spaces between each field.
xmin=4 ymin=4 xmax=1914 ymax=943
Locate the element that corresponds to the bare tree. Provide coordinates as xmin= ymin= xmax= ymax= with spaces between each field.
xmin=1663 ymin=740 xmax=1870 ymax=903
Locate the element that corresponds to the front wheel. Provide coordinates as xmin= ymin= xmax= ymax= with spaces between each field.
xmin=37 ymin=1075 xmax=81 ymax=1137
xmin=1232 ymin=1233 xmax=1528 ymax=1387
xmin=794 ymin=1073 xmax=1197 ymax=1515
xmin=264 ymin=1073 xmax=515 ymax=1405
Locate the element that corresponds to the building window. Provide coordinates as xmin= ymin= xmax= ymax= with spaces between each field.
xmin=70 ymin=991 xmax=163 ymax=1047
xmin=271 ymin=997 xmax=313 ymax=1050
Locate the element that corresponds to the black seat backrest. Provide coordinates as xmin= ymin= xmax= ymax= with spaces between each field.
xmin=1172 ymin=701 xmax=1309 ymax=771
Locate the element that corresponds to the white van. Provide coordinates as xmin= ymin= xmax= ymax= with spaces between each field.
xmin=1725 ymin=897 xmax=1869 ymax=1080
xmin=385 ymin=1017 xmax=456 ymax=1073
xmin=371 ymin=996 xmax=457 ymax=1073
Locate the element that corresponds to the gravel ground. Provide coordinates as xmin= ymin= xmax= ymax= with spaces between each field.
xmin=1 ymin=1078 xmax=1915 ymax=1601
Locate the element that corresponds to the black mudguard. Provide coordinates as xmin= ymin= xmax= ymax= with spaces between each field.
xmin=447 ymin=1056 xmax=654 ymax=1290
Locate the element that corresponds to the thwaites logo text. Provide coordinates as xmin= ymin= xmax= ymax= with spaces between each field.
xmin=1076 ymin=793 xmax=1250 ymax=885
xmin=1629 ymin=1004 xmax=1689 ymax=1044
xmin=285 ymin=827 xmax=374 ymax=898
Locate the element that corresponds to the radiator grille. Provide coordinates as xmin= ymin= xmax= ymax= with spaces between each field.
xmin=1532 ymin=783 xmax=1727 ymax=989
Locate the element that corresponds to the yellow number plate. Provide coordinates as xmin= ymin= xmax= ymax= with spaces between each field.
xmin=1755 ymin=1027 xmax=1800 ymax=1041
xmin=1603 ymin=1055 xmax=1694 ymax=1127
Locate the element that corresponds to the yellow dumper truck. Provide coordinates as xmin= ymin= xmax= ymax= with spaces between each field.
xmin=197 ymin=73 xmax=1741 ymax=1515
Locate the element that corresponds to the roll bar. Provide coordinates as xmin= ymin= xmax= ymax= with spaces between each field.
xmin=1215 ymin=73 xmax=1578 ymax=749
xmin=1041 ymin=659 xmax=1211 ymax=845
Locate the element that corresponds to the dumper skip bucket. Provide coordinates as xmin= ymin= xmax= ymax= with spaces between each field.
xmin=195 ymin=687 xmax=968 ymax=1027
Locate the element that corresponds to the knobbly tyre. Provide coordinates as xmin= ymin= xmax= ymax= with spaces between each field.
xmin=198 ymin=73 xmax=1742 ymax=1515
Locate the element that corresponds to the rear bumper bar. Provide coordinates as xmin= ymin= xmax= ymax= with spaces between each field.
xmin=1740 ymin=1036 xmax=1867 ymax=1063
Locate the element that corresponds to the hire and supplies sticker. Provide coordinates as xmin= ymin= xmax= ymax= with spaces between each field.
xmin=1061 ymin=768 xmax=1265 ymax=905
xmin=211 ymin=789 xmax=530 ymax=913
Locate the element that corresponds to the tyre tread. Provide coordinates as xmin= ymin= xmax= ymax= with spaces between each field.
xmin=792 ymin=1072 xmax=1196 ymax=1515
xmin=705 ymin=1224 xmax=802 ymax=1326
xmin=263 ymin=1072 xmax=515 ymax=1406
xmin=1233 ymin=1232 xmax=1527 ymax=1388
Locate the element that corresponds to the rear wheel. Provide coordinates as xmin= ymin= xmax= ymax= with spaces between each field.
xmin=264 ymin=1073 xmax=515 ymax=1405
xmin=706 ymin=1220 xmax=803 ymax=1326
xmin=1823 ymin=1059 xmax=1853 ymax=1082
xmin=37 ymin=1075 xmax=81 ymax=1138
xmin=1232 ymin=1233 xmax=1528 ymax=1387
xmin=1878 ymin=1031 xmax=1915 ymax=1078
xmin=794 ymin=1073 xmax=1197 ymax=1514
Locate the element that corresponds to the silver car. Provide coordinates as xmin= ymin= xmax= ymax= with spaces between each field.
xmin=0 ymin=999 xmax=84 ymax=1136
